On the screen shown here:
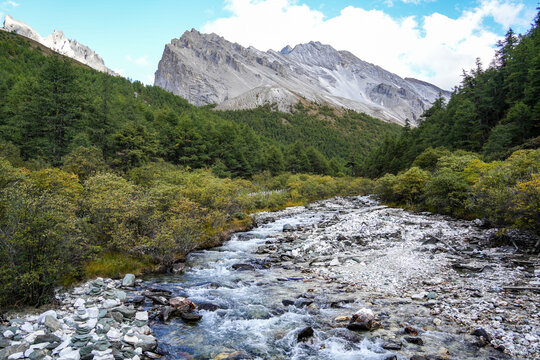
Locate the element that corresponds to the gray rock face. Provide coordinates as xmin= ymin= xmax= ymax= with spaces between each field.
xmin=2 ymin=15 xmax=117 ymax=75
xmin=155 ymin=29 xmax=451 ymax=126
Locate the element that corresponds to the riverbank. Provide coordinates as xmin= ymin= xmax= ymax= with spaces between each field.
xmin=2 ymin=196 xmax=538 ymax=359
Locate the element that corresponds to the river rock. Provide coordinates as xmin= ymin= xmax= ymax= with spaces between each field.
xmin=122 ymin=274 xmax=136 ymax=287
xmin=404 ymin=336 xmax=423 ymax=345
xmin=169 ymin=297 xmax=195 ymax=312
xmin=101 ymin=299 xmax=119 ymax=309
xmin=282 ymin=224 xmax=295 ymax=232
xmin=43 ymin=315 xmax=62 ymax=332
xmin=135 ymin=311 xmax=148 ymax=321
xmin=34 ymin=334 xmax=61 ymax=344
xmin=381 ymin=341 xmax=402 ymax=350
xmin=231 ymin=263 xmax=255 ymax=271
xmin=58 ymin=347 xmax=80 ymax=360
xmin=179 ymin=312 xmax=202 ymax=322
xmin=297 ymin=326 xmax=314 ymax=342
xmin=352 ymin=308 xmax=374 ymax=323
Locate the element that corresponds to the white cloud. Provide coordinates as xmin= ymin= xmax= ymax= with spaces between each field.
xmin=202 ymin=0 xmax=533 ymax=89
xmin=114 ymin=68 xmax=126 ymax=77
xmin=2 ymin=1 xmax=19 ymax=7
xmin=125 ymin=55 xmax=149 ymax=67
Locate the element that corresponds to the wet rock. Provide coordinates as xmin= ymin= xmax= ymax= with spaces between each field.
xmin=197 ymin=302 xmax=221 ymax=312
xmin=347 ymin=322 xmax=372 ymax=331
xmin=404 ymin=336 xmax=424 ymax=345
xmin=282 ymin=224 xmax=294 ymax=232
xmin=160 ymin=307 xmax=174 ymax=322
xmin=131 ymin=295 xmax=145 ymax=305
xmin=382 ymin=341 xmax=402 ymax=350
xmin=231 ymin=263 xmax=255 ymax=271
xmin=282 ymin=299 xmax=294 ymax=306
xmin=121 ymin=274 xmax=136 ymax=287
xmin=172 ymin=262 xmax=185 ymax=274
xmin=297 ymin=326 xmax=314 ymax=342
xmin=472 ymin=328 xmax=492 ymax=347
xmin=404 ymin=325 xmax=419 ymax=336
xmin=351 ymin=308 xmax=374 ymax=323
xmin=179 ymin=311 xmax=202 ymax=322
xmin=169 ymin=297 xmax=196 ymax=312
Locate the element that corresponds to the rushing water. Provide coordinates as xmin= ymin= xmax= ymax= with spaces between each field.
xmin=145 ymin=206 xmax=398 ymax=359
xmin=141 ymin=197 xmax=537 ymax=359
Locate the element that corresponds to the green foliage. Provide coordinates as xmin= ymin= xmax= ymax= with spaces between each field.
xmin=374 ymin=148 xmax=540 ymax=236
xmin=412 ymin=147 xmax=452 ymax=172
xmin=363 ymin=14 xmax=540 ymax=176
xmin=424 ymin=168 xmax=471 ymax=216
xmin=62 ymin=146 xmax=108 ymax=180
xmin=0 ymin=161 xmax=85 ymax=307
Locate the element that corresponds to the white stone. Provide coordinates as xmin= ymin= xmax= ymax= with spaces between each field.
xmin=102 ymin=299 xmax=119 ymax=309
xmin=106 ymin=328 xmax=122 ymax=342
xmin=3 ymin=330 xmax=14 ymax=338
xmin=52 ymin=338 xmax=71 ymax=354
xmin=135 ymin=311 xmax=148 ymax=321
xmin=73 ymin=298 xmax=85 ymax=308
xmin=20 ymin=322 xmax=34 ymax=333
xmin=7 ymin=352 xmax=23 ymax=359
xmin=123 ymin=334 xmax=139 ymax=345
xmin=411 ymin=292 xmax=428 ymax=300
xmin=353 ymin=308 xmax=374 ymax=323
xmin=87 ymin=307 xmax=99 ymax=319
xmin=58 ymin=347 xmax=80 ymax=360
xmin=329 ymin=258 xmax=340 ymax=266
xmin=38 ymin=310 xmax=57 ymax=324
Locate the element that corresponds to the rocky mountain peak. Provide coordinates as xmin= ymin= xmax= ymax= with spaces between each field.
xmin=155 ymin=29 xmax=451 ymax=126
xmin=2 ymin=15 xmax=117 ymax=75
xmin=280 ymin=45 xmax=293 ymax=55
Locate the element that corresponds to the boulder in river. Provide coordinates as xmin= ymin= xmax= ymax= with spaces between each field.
xmin=169 ymin=297 xmax=196 ymax=312
xmin=231 ymin=263 xmax=255 ymax=271
xmin=348 ymin=308 xmax=380 ymax=332
xmin=297 ymin=326 xmax=314 ymax=342
xmin=282 ymin=224 xmax=295 ymax=232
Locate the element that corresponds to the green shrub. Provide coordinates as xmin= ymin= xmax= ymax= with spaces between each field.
xmin=424 ymin=168 xmax=471 ymax=216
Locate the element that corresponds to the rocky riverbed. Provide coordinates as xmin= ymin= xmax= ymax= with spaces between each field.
xmin=1 ymin=196 xmax=539 ymax=359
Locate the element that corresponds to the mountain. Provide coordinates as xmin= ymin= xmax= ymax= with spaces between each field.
xmin=155 ymin=29 xmax=451 ymax=126
xmin=2 ymin=15 xmax=116 ymax=75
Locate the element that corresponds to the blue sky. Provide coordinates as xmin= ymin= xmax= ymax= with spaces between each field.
xmin=1 ymin=0 xmax=537 ymax=88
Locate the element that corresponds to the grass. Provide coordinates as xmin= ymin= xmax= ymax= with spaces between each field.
xmin=84 ymin=252 xmax=155 ymax=279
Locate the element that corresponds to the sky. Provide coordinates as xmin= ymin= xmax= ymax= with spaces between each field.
xmin=0 ymin=0 xmax=537 ymax=89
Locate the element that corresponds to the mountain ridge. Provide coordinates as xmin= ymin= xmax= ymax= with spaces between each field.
xmin=2 ymin=14 xmax=116 ymax=75
xmin=155 ymin=29 xmax=451 ymax=126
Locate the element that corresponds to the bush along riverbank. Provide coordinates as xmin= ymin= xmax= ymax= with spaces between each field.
xmin=373 ymin=147 xmax=540 ymax=251
xmin=0 ymin=158 xmax=373 ymax=309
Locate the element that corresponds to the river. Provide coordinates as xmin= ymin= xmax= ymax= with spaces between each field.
xmin=143 ymin=196 xmax=539 ymax=359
